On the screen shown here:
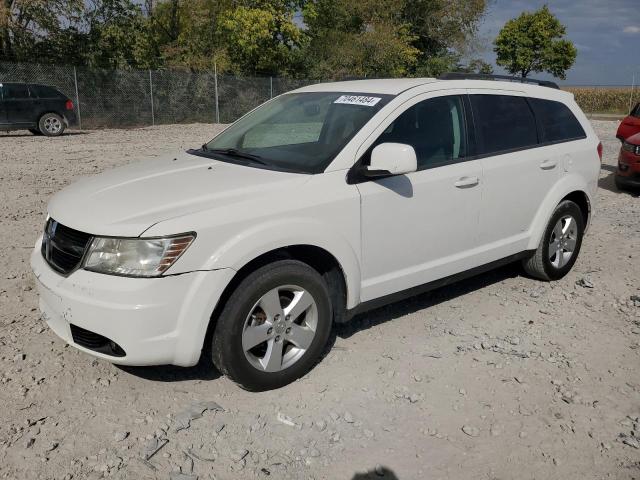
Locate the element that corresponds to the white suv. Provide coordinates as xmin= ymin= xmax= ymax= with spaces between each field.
xmin=31 ymin=76 xmax=601 ymax=390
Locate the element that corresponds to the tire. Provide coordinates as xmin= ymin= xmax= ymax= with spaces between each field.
xmin=28 ymin=128 xmax=43 ymax=136
xmin=211 ymin=260 xmax=332 ymax=391
xmin=522 ymin=200 xmax=585 ymax=281
xmin=38 ymin=113 xmax=65 ymax=137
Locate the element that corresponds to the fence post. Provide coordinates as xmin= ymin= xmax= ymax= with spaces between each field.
xmin=270 ymin=76 xmax=273 ymax=99
xmin=149 ymin=69 xmax=155 ymax=126
xmin=73 ymin=67 xmax=82 ymax=130
xmin=214 ymin=62 xmax=220 ymax=123
xmin=630 ymin=72 xmax=636 ymax=114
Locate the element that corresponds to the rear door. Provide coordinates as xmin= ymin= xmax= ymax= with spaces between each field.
xmin=3 ymin=83 xmax=34 ymax=124
xmin=468 ymin=91 xmax=554 ymax=257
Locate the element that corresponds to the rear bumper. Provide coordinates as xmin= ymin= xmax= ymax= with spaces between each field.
xmin=63 ymin=110 xmax=78 ymax=127
xmin=31 ymin=239 xmax=235 ymax=367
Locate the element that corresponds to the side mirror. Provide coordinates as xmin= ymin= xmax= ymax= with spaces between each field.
xmin=365 ymin=143 xmax=417 ymax=177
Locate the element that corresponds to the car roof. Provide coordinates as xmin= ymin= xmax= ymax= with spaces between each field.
xmin=293 ymin=78 xmax=438 ymax=95
xmin=292 ymin=78 xmax=573 ymax=101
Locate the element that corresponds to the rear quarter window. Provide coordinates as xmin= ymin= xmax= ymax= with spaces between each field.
xmin=528 ymin=97 xmax=586 ymax=143
xmin=29 ymin=85 xmax=65 ymax=99
xmin=470 ymin=94 xmax=538 ymax=155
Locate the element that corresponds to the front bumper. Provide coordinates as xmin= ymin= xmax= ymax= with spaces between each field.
xmin=616 ymin=173 xmax=640 ymax=189
xmin=616 ymin=149 xmax=640 ymax=189
xmin=31 ymin=239 xmax=235 ymax=367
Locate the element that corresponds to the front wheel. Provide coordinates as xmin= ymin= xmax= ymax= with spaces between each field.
xmin=522 ymin=200 xmax=585 ymax=281
xmin=211 ymin=260 xmax=332 ymax=391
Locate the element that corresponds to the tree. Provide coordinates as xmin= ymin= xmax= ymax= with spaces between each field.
xmin=81 ymin=0 xmax=156 ymax=69
xmin=301 ymin=0 xmax=488 ymax=80
xmin=219 ymin=1 xmax=305 ymax=76
xmin=0 ymin=0 xmax=84 ymax=63
xmin=493 ymin=5 xmax=576 ymax=79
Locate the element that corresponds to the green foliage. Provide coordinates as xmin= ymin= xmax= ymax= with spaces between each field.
xmin=220 ymin=3 xmax=305 ymax=75
xmin=0 ymin=0 xmax=491 ymax=79
xmin=493 ymin=5 xmax=577 ymax=79
xmin=300 ymin=0 xmax=488 ymax=80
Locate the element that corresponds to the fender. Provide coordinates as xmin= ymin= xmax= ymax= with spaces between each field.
xmin=201 ymin=217 xmax=362 ymax=309
xmin=168 ymin=217 xmax=361 ymax=366
xmin=526 ymin=173 xmax=593 ymax=250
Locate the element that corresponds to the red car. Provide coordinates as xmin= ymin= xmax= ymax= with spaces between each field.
xmin=617 ymin=102 xmax=640 ymax=141
xmin=616 ymin=131 xmax=640 ymax=190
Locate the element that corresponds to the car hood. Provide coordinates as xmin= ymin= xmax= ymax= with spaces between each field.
xmin=47 ymin=151 xmax=310 ymax=237
xmin=626 ymin=131 xmax=640 ymax=146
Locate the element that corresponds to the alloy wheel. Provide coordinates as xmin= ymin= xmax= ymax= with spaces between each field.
xmin=548 ymin=214 xmax=578 ymax=268
xmin=242 ymin=285 xmax=318 ymax=372
xmin=43 ymin=116 xmax=62 ymax=134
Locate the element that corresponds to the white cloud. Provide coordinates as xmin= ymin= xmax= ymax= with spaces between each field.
xmin=623 ymin=26 xmax=640 ymax=34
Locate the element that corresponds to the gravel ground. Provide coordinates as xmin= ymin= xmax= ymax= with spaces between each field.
xmin=0 ymin=121 xmax=639 ymax=480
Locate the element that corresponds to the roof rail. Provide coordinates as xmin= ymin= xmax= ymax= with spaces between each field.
xmin=438 ymin=72 xmax=559 ymax=89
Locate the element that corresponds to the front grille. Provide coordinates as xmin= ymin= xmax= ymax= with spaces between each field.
xmin=41 ymin=219 xmax=92 ymax=275
xmin=70 ymin=324 xmax=126 ymax=357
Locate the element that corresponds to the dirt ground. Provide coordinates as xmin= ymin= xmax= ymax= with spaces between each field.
xmin=0 ymin=120 xmax=638 ymax=480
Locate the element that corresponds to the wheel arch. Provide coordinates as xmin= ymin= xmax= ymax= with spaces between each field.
xmin=211 ymin=244 xmax=349 ymax=326
xmin=527 ymin=176 xmax=593 ymax=250
xmin=38 ymin=110 xmax=66 ymax=124
xmin=198 ymin=244 xmax=352 ymax=367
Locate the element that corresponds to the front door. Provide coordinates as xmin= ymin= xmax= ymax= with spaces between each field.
xmin=356 ymin=93 xmax=483 ymax=302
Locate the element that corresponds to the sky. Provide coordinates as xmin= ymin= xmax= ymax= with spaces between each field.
xmin=475 ymin=0 xmax=640 ymax=86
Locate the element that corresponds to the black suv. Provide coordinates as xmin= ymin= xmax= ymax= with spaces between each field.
xmin=0 ymin=83 xmax=77 ymax=136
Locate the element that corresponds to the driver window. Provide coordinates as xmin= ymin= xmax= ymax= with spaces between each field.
xmin=373 ymin=95 xmax=467 ymax=170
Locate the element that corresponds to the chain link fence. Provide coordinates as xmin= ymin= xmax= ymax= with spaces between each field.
xmin=0 ymin=62 xmax=318 ymax=129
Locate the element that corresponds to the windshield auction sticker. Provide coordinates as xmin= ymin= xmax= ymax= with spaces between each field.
xmin=334 ymin=95 xmax=382 ymax=107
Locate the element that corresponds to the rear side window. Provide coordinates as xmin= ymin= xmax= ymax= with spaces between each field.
xmin=631 ymin=103 xmax=640 ymax=118
xmin=528 ymin=98 xmax=586 ymax=143
xmin=470 ymin=94 xmax=537 ymax=155
xmin=3 ymin=84 xmax=30 ymax=99
xmin=30 ymin=85 xmax=64 ymax=99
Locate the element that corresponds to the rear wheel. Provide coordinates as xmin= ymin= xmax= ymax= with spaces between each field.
xmin=522 ymin=200 xmax=584 ymax=281
xmin=38 ymin=113 xmax=65 ymax=137
xmin=211 ymin=260 xmax=332 ymax=391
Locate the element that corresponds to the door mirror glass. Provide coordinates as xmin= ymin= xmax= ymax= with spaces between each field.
xmin=366 ymin=143 xmax=417 ymax=177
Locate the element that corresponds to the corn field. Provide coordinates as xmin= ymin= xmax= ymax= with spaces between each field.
xmin=564 ymin=87 xmax=638 ymax=115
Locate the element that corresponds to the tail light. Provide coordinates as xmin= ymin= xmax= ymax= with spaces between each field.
xmin=597 ymin=142 xmax=603 ymax=162
xmin=65 ymin=99 xmax=74 ymax=111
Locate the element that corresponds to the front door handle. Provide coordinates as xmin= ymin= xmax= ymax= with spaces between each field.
xmin=540 ymin=159 xmax=557 ymax=170
xmin=454 ymin=176 xmax=479 ymax=188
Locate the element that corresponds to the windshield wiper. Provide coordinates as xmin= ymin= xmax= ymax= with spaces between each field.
xmin=204 ymin=147 xmax=268 ymax=165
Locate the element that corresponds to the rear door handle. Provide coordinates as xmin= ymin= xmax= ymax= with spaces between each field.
xmin=540 ymin=159 xmax=557 ymax=170
xmin=454 ymin=176 xmax=479 ymax=188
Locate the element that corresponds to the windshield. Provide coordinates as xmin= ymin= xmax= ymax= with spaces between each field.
xmin=195 ymin=92 xmax=393 ymax=174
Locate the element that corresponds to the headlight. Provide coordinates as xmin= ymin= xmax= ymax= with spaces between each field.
xmin=83 ymin=233 xmax=195 ymax=277
xmin=622 ymin=141 xmax=640 ymax=155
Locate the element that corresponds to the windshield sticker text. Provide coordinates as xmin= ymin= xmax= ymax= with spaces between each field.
xmin=334 ymin=95 xmax=381 ymax=107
